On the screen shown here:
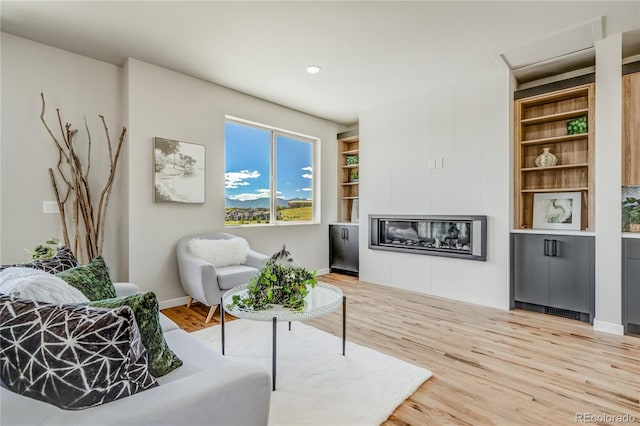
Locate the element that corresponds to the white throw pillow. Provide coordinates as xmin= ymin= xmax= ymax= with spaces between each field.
xmin=188 ymin=237 xmax=250 ymax=268
xmin=0 ymin=267 xmax=89 ymax=304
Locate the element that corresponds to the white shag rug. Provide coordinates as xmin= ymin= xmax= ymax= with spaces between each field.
xmin=192 ymin=320 xmax=432 ymax=426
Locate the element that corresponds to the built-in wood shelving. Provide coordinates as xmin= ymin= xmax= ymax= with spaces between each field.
xmin=338 ymin=132 xmax=359 ymax=223
xmin=623 ymin=71 xmax=640 ymax=186
xmin=514 ymin=83 xmax=595 ymax=231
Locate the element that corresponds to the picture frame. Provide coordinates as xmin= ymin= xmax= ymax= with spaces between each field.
xmin=532 ymin=192 xmax=581 ymax=230
xmin=154 ymin=137 xmax=205 ymax=204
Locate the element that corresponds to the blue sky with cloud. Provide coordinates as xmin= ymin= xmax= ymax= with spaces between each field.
xmin=225 ymin=122 xmax=312 ymax=202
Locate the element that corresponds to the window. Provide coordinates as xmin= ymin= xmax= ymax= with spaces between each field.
xmin=225 ymin=118 xmax=318 ymax=226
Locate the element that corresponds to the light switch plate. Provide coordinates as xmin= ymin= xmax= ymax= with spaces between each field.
xmin=43 ymin=201 xmax=60 ymax=213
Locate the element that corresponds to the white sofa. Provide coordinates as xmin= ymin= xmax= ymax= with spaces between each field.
xmin=1 ymin=283 xmax=272 ymax=426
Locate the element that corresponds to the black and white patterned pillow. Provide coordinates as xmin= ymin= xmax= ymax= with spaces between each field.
xmin=0 ymin=246 xmax=78 ymax=274
xmin=0 ymin=295 xmax=158 ymax=410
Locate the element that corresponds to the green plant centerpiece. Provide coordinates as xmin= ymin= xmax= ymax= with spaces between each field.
xmin=25 ymin=238 xmax=61 ymax=260
xmin=227 ymin=247 xmax=317 ymax=311
xmin=622 ymin=196 xmax=640 ymax=232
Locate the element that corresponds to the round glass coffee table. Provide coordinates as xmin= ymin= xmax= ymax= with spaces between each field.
xmin=221 ymin=282 xmax=346 ymax=390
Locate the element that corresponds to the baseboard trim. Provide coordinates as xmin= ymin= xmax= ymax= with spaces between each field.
xmin=316 ymin=268 xmax=331 ymax=276
xmin=159 ymin=296 xmax=190 ymax=310
xmin=593 ymin=319 xmax=624 ymax=335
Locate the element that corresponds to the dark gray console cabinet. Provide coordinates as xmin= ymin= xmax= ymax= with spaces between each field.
xmin=623 ymin=238 xmax=640 ymax=335
xmin=511 ymin=233 xmax=595 ymax=323
xmin=330 ymin=224 xmax=359 ymax=276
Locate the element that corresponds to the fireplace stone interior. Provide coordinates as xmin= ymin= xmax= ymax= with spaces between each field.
xmin=369 ymin=215 xmax=487 ymax=261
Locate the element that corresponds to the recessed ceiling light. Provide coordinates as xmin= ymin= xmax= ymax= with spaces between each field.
xmin=306 ymin=65 xmax=321 ymax=74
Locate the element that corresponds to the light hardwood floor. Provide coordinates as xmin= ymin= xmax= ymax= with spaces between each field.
xmin=162 ymin=273 xmax=640 ymax=425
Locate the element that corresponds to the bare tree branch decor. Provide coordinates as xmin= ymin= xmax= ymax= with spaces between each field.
xmin=40 ymin=93 xmax=126 ymax=263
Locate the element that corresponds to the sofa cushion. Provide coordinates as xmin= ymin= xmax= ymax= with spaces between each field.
xmin=188 ymin=237 xmax=249 ymax=268
xmin=0 ymin=295 xmax=157 ymax=410
xmin=0 ymin=267 xmax=89 ymax=304
xmin=57 ymin=256 xmax=117 ymax=301
xmin=0 ymin=246 xmax=78 ymax=274
xmin=88 ymin=292 xmax=183 ymax=377
xmin=217 ymin=265 xmax=259 ymax=290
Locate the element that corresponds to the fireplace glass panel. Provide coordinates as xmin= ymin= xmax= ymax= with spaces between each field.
xmin=380 ymin=220 xmax=472 ymax=254
xmin=369 ymin=215 xmax=486 ymax=261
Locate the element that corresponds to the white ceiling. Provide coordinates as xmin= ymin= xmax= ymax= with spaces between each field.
xmin=1 ymin=1 xmax=639 ymax=125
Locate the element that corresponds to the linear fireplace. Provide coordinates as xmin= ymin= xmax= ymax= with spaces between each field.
xmin=369 ymin=215 xmax=487 ymax=261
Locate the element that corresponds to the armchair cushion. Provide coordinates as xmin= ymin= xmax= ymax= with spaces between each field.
xmin=187 ymin=237 xmax=249 ymax=268
xmin=216 ymin=265 xmax=260 ymax=290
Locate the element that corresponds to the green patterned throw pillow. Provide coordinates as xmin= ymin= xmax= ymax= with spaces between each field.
xmin=57 ymin=256 xmax=116 ymax=301
xmin=89 ymin=292 xmax=183 ymax=377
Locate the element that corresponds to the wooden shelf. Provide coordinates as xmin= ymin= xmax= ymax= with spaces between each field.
xmin=520 ymin=108 xmax=589 ymax=126
xmin=520 ymin=187 xmax=588 ymax=193
xmin=338 ymin=132 xmax=360 ymax=222
xmin=521 ymin=163 xmax=588 ymax=172
xmin=623 ymin=72 xmax=640 ymax=186
xmin=514 ymin=83 xmax=594 ymax=231
xmin=521 ymin=134 xmax=587 ymax=146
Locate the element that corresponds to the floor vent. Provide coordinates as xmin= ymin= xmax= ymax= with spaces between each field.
xmin=544 ymin=306 xmax=581 ymax=320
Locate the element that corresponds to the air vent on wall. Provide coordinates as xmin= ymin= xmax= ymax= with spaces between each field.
xmin=544 ymin=306 xmax=582 ymax=321
xmin=500 ymin=17 xmax=603 ymax=85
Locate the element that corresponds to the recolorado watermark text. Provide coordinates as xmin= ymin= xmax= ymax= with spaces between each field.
xmin=576 ymin=413 xmax=636 ymax=423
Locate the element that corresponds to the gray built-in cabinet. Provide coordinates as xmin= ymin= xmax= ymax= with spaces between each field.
xmin=329 ymin=224 xmax=359 ymax=276
xmin=511 ymin=233 xmax=595 ymax=323
xmin=623 ymin=238 xmax=640 ymax=335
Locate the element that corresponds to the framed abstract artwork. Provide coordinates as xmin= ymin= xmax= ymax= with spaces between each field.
xmin=532 ymin=192 xmax=581 ymax=230
xmin=154 ymin=137 xmax=205 ymax=204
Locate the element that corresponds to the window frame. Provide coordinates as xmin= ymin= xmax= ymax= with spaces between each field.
xmin=224 ymin=116 xmax=321 ymax=227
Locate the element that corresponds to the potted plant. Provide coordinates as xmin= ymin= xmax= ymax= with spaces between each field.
xmin=25 ymin=238 xmax=61 ymax=260
xmin=622 ymin=197 xmax=640 ymax=232
xmin=227 ymin=259 xmax=317 ymax=311
xmin=349 ymin=170 xmax=359 ymax=183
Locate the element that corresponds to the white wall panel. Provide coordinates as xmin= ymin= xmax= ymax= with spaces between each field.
xmin=359 ymin=61 xmax=511 ymax=310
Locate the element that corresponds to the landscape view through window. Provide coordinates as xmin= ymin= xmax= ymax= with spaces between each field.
xmin=225 ymin=120 xmax=315 ymax=225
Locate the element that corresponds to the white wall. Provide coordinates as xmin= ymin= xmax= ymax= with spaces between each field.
xmin=0 ymin=33 xmax=127 ymax=279
xmin=594 ymin=34 xmax=624 ymax=334
xmin=359 ymin=61 xmax=512 ymax=310
xmin=0 ymin=35 xmax=341 ymax=305
xmin=125 ymin=59 xmax=340 ymax=302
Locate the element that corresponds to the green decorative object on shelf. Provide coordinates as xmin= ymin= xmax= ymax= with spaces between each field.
xmin=567 ymin=116 xmax=587 ymax=135
xmin=346 ymin=155 xmax=358 ymax=165
xmin=349 ymin=170 xmax=359 ymax=182
xmin=622 ymin=196 xmax=640 ymax=232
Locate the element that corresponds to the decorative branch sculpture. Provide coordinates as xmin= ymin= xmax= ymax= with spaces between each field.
xmin=40 ymin=93 xmax=126 ymax=263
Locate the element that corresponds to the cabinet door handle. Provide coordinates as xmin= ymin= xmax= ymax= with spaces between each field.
xmin=543 ymin=239 xmax=549 ymax=256
xmin=551 ymin=240 xmax=558 ymax=257
xmin=344 ymin=228 xmax=349 ymax=240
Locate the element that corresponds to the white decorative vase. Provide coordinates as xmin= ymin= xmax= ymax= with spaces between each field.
xmin=535 ymin=147 xmax=558 ymax=167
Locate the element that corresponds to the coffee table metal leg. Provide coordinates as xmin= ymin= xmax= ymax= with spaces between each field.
xmin=342 ymin=296 xmax=346 ymax=356
xmin=272 ymin=316 xmax=277 ymax=391
xmin=221 ymin=297 xmax=225 ymax=356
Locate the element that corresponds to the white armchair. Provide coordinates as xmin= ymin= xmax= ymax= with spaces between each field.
xmin=176 ymin=232 xmax=269 ymax=323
